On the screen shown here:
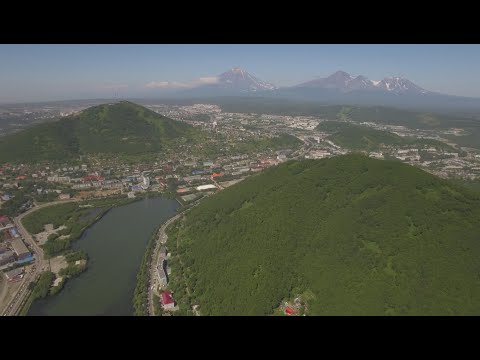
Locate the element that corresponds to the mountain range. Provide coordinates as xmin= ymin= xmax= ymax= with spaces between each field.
xmin=180 ymin=68 xmax=430 ymax=95
xmin=171 ymin=68 xmax=480 ymax=110
xmin=294 ymin=70 xmax=429 ymax=95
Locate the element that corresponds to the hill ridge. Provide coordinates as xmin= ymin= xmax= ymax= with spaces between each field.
xmin=167 ymin=155 xmax=480 ymax=315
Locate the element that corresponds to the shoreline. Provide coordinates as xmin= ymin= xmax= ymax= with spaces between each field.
xmin=19 ymin=195 xmax=144 ymax=315
xmin=21 ymin=194 xmax=176 ymax=315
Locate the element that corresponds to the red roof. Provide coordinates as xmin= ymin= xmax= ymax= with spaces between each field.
xmin=161 ymin=291 xmax=174 ymax=305
xmin=16 ymin=176 xmax=26 ymax=180
xmin=285 ymin=307 xmax=296 ymax=315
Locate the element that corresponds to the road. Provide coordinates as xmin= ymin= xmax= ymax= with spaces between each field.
xmin=147 ymin=198 xmax=204 ymax=316
xmin=2 ymin=199 xmax=78 ymax=316
xmin=147 ymin=212 xmax=184 ymax=315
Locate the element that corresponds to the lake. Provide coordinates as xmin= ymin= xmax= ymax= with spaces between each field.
xmin=28 ymin=196 xmax=180 ymax=316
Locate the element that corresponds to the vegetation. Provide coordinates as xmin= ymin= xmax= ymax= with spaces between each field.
xmin=23 ymin=203 xmax=107 ymax=257
xmin=132 ymin=226 xmax=159 ymax=316
xmin=31 ymin=271 xmax=55 ymax=300
xmin=19 ymin=271 xmax=55 ymax=316
xmin=0 ymin=101 xmax=205 ymax=163
xmin=48 ymin=251 xmax=88 ymax=296
xmin=167 ymin=155 xmax=480 ymax=315
xmin=153 ymin=294 xmax=162 ymax=316
xmin=22 ymin=196 xmax=135 ymax=258
xmin=0 ymin=192 xmax=33 ymax=217
xmin=317 ymin=121 xmax=456 ymax=152
xmin=23 ymin=203 xmax=79 ymax=234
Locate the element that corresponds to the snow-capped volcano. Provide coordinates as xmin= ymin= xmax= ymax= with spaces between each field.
xmin=294 ymin=71 xmax=429 ymax=95
xmin=217 ymin=67 xmax=277 ymax=91
xmin=374 ymin=76 xmax=429 ymax=94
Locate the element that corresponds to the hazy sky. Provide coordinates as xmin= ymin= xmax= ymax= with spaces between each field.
xmin=1 ymin=44 xmax=480 ymax=103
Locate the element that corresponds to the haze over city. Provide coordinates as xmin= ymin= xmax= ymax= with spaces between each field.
xmin=2 ymin=44 xmax=480 ymax=102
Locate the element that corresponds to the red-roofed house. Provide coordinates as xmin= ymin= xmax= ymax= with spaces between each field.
xmin=16 ymin=176 xmax=26 ymax=180
xmin=161 ymin=291 xmax=175 ymax=310
xmin=285 ymin=307 xmax=296 ymax=315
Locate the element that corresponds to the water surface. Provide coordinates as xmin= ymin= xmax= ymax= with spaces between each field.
xmin=28 ymin=196 xmax=179 ymax=316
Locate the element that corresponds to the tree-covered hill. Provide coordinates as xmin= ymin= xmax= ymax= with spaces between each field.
xmin=0 ymin=101 xmax=202 ymax=163
xmin=167 ymin=155 xmax=480 ymax=315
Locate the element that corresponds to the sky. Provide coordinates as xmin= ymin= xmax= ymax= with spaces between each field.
xmin=1 ymin=44 xmax=480 ymax=103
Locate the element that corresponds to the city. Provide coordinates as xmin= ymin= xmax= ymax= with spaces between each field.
xmin=2 ymin=101 xmax=480 ymax=315
xmin=2 ymin=44 xmax=480 ymax=316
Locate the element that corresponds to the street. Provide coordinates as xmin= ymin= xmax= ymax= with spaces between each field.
xmin=1 ymin=199 xmax=78 ymax=316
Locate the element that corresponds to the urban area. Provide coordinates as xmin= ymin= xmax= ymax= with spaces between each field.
xmin=2 ymin=102 xmax=480 ymax=316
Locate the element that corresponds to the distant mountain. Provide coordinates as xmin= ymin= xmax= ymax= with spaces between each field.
xmin=266 ymin=70 xmax=480 ymax=110
xmin=166 ymin=155 xmax=480 ymax=315
xmin=158 ymin=69 xmax=480 ymax=111
xmin=0 ymin=101 xmax=201 ymax=163
xmin=375 ymin=77 xmax=429 ymax=95
xmin=294 ymin=70 xmax=429 ymax=95
xmin=296 ymin=71 xmax=377 ymax=92
xmin=178 ymin=68 xmax=277 ymax=97
xmin=217 ymin=67 xmax=277 ymax=91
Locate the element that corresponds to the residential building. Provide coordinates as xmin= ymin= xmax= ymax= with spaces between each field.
xmin=157 ymin=259 xmax=168 ymax=287
xmin=159 ymin=246 xmax=167 ymax=258
xmin=10 ymin=238 xmax=31 ymax=260
xmin=161 ymin=291 xmax=175 ymax=310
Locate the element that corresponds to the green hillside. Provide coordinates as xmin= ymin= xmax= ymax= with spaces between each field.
xmin=0 ymin=101 xmax=201 ymax=163
xmin=317 ymin=121 xmax=455 ymax=152
xmin=167 ymin=155 xmax=480 ymax=315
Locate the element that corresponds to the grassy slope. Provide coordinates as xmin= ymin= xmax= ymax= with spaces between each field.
xmin=169 ymin=155 xmax=480 ymax=315
xmin=0 ymin=101 xmax=201 ymax=163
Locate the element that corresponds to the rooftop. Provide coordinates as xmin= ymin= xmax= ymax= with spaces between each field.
xmin=10 ymin=238 xmax=30 ymax=256
xmin=161 ymin=291 xmax=174 ymax=305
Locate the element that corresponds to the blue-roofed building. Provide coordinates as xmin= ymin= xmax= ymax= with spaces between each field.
xmin=131 ymin=184 xmax=142 ymax=192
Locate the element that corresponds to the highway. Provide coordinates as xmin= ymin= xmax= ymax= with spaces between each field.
xmin=2 ymin=199 xmax=78 ymax=316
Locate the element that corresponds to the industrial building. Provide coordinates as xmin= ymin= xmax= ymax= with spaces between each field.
xmin=10 ymin=238 xmax=31 ymax=260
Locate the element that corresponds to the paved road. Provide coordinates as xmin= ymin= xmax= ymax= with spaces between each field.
xmin=147 ymin=212 xmax=184 ymax=316
xmin=147 ymin=199 xmax=204 ymax=316
xmin=2 ymin=199 xmax=78 ymax=316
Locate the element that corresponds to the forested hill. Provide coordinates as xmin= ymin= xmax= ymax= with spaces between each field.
xmin=0 ymin=101 xmax=201 ymax=163
xmin=168 ymin=155 xmax=480 ymax=315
